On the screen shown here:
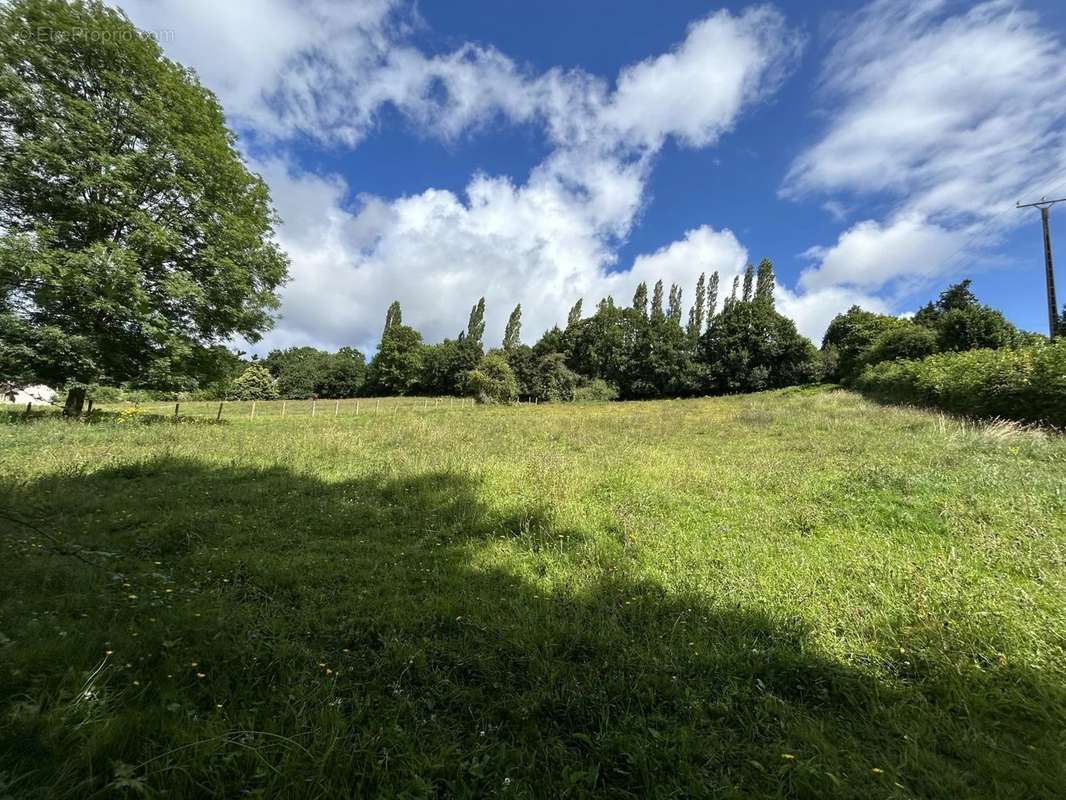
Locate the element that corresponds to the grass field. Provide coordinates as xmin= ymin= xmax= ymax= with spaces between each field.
xmin=1 ymin=388 xmax=1064 ymax=798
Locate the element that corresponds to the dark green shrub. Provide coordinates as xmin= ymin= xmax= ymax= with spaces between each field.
xmin=464 ymin=352 xmax=518 ymax=404
xmin=573 ymin=379 xmax=619 ymax=403
xmin=854 ymin=341 xmax=1066 ymax=426
xmin=865 ymin=324 xmax=938 ymax=365
xmin=533 ymin=353 xmax=579 ymax=402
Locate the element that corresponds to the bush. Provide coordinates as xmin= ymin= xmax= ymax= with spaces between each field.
xmin=854 ymin=341 xmax=1066 ymax=427
xmin=865 ymin=324 xmax=939 ymax=366
xmin=573 ymin=378 xmax=619 ymax=403
xmin=464 ymin=352 xmax=518 ymax=404
xmin=86 ymin=385 xmax=125 ymax=403
xmin=532 ymin=353 xmax=579 ymax=402
xmin=228 ymin=365 xmax=279 ymax=401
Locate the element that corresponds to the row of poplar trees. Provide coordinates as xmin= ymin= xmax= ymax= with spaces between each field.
xmin=364 ymin=259 xmax=821 ymax=402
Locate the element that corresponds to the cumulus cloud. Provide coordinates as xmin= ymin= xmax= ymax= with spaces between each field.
xmin=108 ymin=0 xmax=816 ymax=351
xmin=786 ymin=0 xmax=1066 ymax=294
xmin=109 ymin=1 xmax=803 ymax=351
xmin=798 ymin=215 xmax=965 ymax=291
xmin=603 ymin=7 xmax=802 ymax=149
xmin=256 ymin=160 xmax=749 ymax=353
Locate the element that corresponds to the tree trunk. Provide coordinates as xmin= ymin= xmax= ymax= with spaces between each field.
xmin=63 ymin=386 xmax=86 ymax=416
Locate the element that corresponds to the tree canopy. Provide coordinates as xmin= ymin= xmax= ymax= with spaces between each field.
xmin=0 ymin=0 xmax=288 ymax=411
xmin=822 ymin=280 xmax=1024 ymax=385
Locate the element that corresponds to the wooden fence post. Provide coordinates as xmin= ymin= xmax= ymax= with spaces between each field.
xmin=311 ymin=398 xmax=317 ymax=417
xmin=376 ymin=399 xmax=380 ymax=414
xmin=281 ymin=400 xmax=287 ymax=418
xmin=86 ymin=399 xmax=94 ymax=414
xmin=355 ymin=399 xmax=360 ymax=415
xmin=174 ymin=402 xmax=180 ymax=419
xmin=251 ymin=400 xmax=256 ymax=419
xmin=217 ymin=401 xmax=223 ymax=421
xmin=335 ymin=399 xmax=340 ymax=417
xmin=24 ymin=401 xmax=31 ymax=418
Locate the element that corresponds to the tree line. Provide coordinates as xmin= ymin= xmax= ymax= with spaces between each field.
xmin=228 ymin=272 xmax=1060 ymax=405
xmin=228 ymin=260 xmax=820 ymax=403
xmin=820 ymin=279 xmax=1046 ymax=386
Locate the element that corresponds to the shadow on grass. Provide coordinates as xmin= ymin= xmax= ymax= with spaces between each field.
xmin=0 ymin=408 xmax=225 ymax=426
xmin=1 ymin=459 xmax=1062 ymax=799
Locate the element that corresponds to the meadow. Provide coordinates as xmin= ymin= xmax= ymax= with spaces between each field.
xmin=1 ymin=388 xmax=1064 ymax=798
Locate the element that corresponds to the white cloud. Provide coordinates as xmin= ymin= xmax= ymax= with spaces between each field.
xmin=603 ymin=8 xmax=802 ymax=149
xmin=777 ymin=286 xmax=892 ymax=343
xmin=798 ymin=214 xmax=965 ymax=291
xmin=116 ymin=3 xmax=799 ymax=353
xmin=255 ymin=161 xmax=748 ymax=354
xmin=786 ymin=0 xmax=1066 ymax=294
xmin=119 ymin=1 xmax=800 ymax=155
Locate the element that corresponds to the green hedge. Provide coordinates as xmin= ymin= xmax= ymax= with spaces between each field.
xmin=853 ymin=340 xmax=1066 ymax=427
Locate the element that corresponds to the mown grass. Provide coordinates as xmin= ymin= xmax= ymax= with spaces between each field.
xmin=1 ymin=388 xmax=1064 ymax=798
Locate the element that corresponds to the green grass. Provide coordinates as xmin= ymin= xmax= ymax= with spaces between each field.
xmin=1 ymin=388 xmax=1064 ymax=798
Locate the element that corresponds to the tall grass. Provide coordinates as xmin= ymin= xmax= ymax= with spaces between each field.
xmin=1 ymin=388 xmax=1064 ymax=798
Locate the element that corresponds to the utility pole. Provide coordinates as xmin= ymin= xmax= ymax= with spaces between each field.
xmin=1017 ymin=196 xmax=1065 ymax=338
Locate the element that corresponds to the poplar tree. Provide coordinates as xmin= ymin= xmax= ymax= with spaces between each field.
xmin=632 ymin=282 xmax=648 ymax=318
xmin=755 ymin=258 xmax=775 ymax=307
xmin=742 ymin=264 xmax=755 ymax=303
xmin=687 ymin=272 xmax=707 ymax=338
xmin=503 ymin=304 xmax=522 ymax=350
xmin=730 ymin=275 xmax=740 ymax=305
xmin=383 ymin=301 xmax=402 ymax=334
xmin=651 ymin=280 xmax=665 ymax=321
xmin=466 ymin=297 xmax=486 ymax=347
xmin=667 ymin=284 xmax=683 ymax=325
xmin=707 ymin=271 xmax=720 ymax=320
xmin=567 ymin=298 xmax=583 ymax=327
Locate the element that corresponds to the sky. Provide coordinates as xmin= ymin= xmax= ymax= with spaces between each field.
xmin=112 ymin=0 xmax=1066 ymax=355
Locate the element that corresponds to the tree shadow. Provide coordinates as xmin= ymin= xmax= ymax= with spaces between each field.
xmin=0 ymin=459 xmax=1062 ymax=798
xmin=0 ymin=408 xmax=225 ymax=425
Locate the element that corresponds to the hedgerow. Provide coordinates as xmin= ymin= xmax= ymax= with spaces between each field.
xmin=854 ymin=340 xmax=1066 ymax=427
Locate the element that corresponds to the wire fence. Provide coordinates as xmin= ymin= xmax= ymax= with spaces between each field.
xmin=95 ymin=396 xmax=483 ymax=421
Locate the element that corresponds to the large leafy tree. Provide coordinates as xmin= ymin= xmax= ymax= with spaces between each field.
xmin=913 ymin=280 xmax=1018 ymax=352
xmin=754 ymin=259 xmax=775 ymax=306
xmin=465 ymin=297 xmax=486 ymax=348
xmin=566 ymin=300 xmax=628 ymax=389
xmin=264 ymin=346 xmax=365 ymax=399
xmin=702 ymin=300 xmax=820 ymax=393
xmin=365 ymin=325 xmax=425 ymax=396
xmin=706 ymin=271 xmax=720 ymax=321
xmin=821 ymin=306 xmax=909 ymax=383
xmin=686 ymin=272 xmax=706 ymax=340
xmin=0 ymin=0 xmax=288 ymax=412
xmin=566 ymin=298 xmax=583 ymax=328
xmin=632 ymin=282 xmax=648 ymax=319
xmin=421 ymin=336 xmax=481 ymax=396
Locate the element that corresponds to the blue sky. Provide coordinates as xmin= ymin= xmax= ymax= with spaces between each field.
xmin=116 ymin=0 xmax=1066 ymax=353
